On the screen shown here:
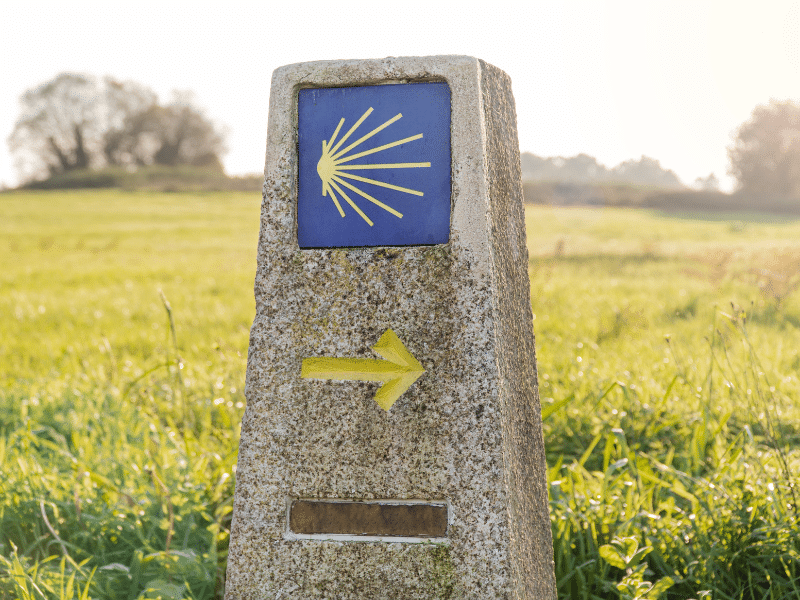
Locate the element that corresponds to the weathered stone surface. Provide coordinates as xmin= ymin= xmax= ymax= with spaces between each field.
xmin=225 ymin=56 xmax=555 ymax=599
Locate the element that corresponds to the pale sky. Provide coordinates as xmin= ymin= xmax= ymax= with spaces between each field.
xmin=2 ymin=1 xmax=800 ymax=192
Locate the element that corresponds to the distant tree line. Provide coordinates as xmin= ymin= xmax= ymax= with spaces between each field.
xmin=524 ymin=99 xmax=800 ymax=204
xmin=520 ymin=152 xmax=685 ymax=188
xmin=9 ymin=74 xmax=800 ymax=203
xmin=8 ymin=73 xmax=226 ymax=183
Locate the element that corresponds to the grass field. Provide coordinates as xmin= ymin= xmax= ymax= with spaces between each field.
xmin=2 ymin=190 xmax=800 ymax=599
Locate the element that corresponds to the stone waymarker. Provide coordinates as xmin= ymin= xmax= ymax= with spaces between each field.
xmin=225 ymin=56 xmax=556 ymax=599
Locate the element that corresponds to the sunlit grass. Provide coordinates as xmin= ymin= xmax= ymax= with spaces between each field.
xmin=529 ymin=206 xmax=800 ymax=599
xmin=1 ymin=190 xmax=259 ymax=599
xmin=2 ymin=194 xmax=800 ymax=598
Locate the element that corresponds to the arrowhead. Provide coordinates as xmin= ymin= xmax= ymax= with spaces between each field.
xmin=300 ymin=328 xmax=425 ymax=411
xmin=371 ymin=329 xmax=425 ymax=411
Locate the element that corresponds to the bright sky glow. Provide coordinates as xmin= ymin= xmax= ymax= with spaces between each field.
xmin=2 ymin=1 xmax=800 ymax=191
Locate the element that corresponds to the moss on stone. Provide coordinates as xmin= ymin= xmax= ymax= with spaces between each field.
xmin=428 ymin=544 xmax=458 ymax=599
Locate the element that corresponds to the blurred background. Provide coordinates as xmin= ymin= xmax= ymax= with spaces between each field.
xmin=4 ymin=1 xmax=800 ymax=206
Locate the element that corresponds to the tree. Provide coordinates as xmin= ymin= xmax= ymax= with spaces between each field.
xmin=728 ymin=99 xmax=800 ymax=198
xmin=560 ymin=153 xmax=606 ymax=182
xmin=8 ymin=73 xmax=103 ymax=180
xmin=520 ymin=152 xmax=683 ymax=187
xmin=9 ymin=74 xmax=227 ymax=182
xmin=101 ymin=79 xmax=158 ymax=166
xmin=106 ymin=92 xmax=226 ymax=171
xmin=520 ymin=152 xmax=610 ymax=182
xmin=694 ymin=172 xmax=720 ymax=191
xmin=610 ymin=156 xmax=682 ymax=188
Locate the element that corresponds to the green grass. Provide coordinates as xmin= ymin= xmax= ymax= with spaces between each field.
xmin=1 ymin=190 xmax=259 ymax=599
xmin=530 ymin=206 xmax=800 ymax=599
xmin=2 ymin=193 xmax=800 ymax=598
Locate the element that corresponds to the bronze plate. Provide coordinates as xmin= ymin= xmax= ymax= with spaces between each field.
xmin=289 ymin=500 xmax=448 ymax=538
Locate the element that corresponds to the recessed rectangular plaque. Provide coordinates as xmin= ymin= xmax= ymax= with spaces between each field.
xmin=287 ymin=499 xmax=449 ymax=542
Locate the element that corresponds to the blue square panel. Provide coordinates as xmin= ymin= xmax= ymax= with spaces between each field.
xmin=298 ymin=83 xmax=451 ymax=248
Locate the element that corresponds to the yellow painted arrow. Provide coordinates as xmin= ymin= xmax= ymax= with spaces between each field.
xmin=300 ymin=328 xmax=425 ymax=411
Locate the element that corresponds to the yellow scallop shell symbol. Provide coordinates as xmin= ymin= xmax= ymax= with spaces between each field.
xmin=316 ymin=107 xmax=431 ymax=226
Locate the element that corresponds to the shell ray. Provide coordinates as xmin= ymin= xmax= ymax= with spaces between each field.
xmin=332 ymin=175 xmax=404 ymax=218
xmin=328 ymin=178 xmax=373 ymax=226
xmin=317 ymin=107 xmax=430 ymax=224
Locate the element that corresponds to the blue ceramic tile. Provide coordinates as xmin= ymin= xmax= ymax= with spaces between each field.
xmin=298 ymin=83 xmax=451 ymax=248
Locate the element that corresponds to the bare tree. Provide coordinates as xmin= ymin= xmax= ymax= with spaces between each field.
xmin=8 ymin=73 xmax=103 ymax=180
xmin=133 ymin=93 xmax=226 ymax=170
xmin=728 ymin=99 xmax=800 ymax=199
xmin=102 ymin=78 xmax=158 ymax=167
xmin=9 ymin=74 xmax=227 ymax=182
